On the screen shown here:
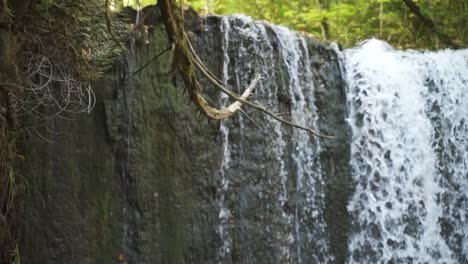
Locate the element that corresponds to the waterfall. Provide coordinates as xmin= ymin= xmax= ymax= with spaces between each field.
xmin=344 ymin=39 xmax=468 ymax=263
xmin=22 ymin=9 xmax=468 ymax=263
xmin=270 ymin=24 xmax=329 ymax=263
xmin=215 ymin=26 xmax=468 ymax=262
xmin=216 ymin=16 xmax=233 ymax=261
xmin=212 ymin=15 xmax=331 ymax=263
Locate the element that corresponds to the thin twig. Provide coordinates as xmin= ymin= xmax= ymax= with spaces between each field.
xmin=185 ymin=35 xmax=334 ymax=139
xmin=160 ymin=0 xmax=334 ymax=138
xmin=126 ymin=47 xmax=171 ymax=81
xmin=240 ymin=109 xmax=262 ymax=129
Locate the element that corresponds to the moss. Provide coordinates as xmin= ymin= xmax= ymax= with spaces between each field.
xmin=11 ymin=244 xmax=20 ymax=264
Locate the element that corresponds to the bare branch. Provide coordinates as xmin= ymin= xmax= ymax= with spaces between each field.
xmin=126 ymin=46 xmax=171 ymax=81
xmin=159 ymin=0 xmax=334 ymax=138
xmin=186 ymin=35 xmax=334 ymax=139
xmin=401 ymin=0 xmax=459 ymax=48
xmin=239 ymin=109 xmax=262 ymax=129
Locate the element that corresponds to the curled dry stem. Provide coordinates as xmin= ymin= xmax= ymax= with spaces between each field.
xmin=159 ymin=0 xmax=334 ymax=138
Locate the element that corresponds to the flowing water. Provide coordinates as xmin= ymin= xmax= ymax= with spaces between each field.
xmin=214 ymin=18 xmax=468 ymax=263
xmin=214 ymin=15 xmax=331 ymax=263
xmin=344 ymin=39 xmax=468 ymax=263
xmin=20 ymin=11 xmax=468 ymax=264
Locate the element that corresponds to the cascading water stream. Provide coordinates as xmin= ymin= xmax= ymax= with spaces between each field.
xmin=200 ymin=13 xmax=468 ymax=262
xmin=212 ymin=15 xmax=331 ymax=263
xmin=271 ymin=24 xmax=329 ymax=263
xmin=344 ymin=39 xmax=468 ymax=263
xmin=20 ymin=8 xmax=468 ymax=263
xmin=214 ymin=23 xmax=468 ymax=262
xmin=216 ymin=16 xmax=234 ymax=261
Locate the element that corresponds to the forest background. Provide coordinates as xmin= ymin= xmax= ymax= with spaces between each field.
xmin=124 ymin=0 xmax=468 ymax=49
xmin=0 ymin=0 xmax=466 ymax=262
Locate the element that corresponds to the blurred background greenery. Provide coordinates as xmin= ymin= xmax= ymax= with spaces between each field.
xmin=61 ymin=0 xmax=468 ymax=49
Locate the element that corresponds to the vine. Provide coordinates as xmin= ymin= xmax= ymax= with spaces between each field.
xmin=16 ymin=1 xmax=128 ymax=122
xmin=158 ymin=0 xmax=334 ymax=138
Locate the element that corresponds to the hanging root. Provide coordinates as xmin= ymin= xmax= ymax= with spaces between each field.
xmin=18 ymin=53 xmax=95 ymax=120
xmin=159 ymin=0 xmax=334 ymax=139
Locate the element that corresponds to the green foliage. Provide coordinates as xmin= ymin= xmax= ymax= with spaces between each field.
xmin=40 ymin=0 xmax=467 ymax=49
xmin=181 ymin=0 xmax=468 ymax=49
xmin=15 ymin=0 xmax=130 ymax=120
xmin=123 ymin=0 xmax=156 ymax=8
xmin=11 ymin=244 xmax=20 ymax=264
xmin=33 ymin=0 xmax=129 ymax=79
xmin=65 ymin=1 xmax=128 ymax=79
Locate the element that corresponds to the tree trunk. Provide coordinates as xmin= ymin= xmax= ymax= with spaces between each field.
xmin=401 ymin=0 xmax=459 ymax=48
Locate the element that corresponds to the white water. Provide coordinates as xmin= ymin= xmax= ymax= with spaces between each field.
xmin=344 ymin=39 xmax=468 ymax=263
xmin=271 ymin=24 xmax=329 ymax=263
xmin=214 ymin=15 xmax=331 ymax=263
xmin=210 ymin=16 xmax=468 ymax=263
xmin=216 ymin=16 xmax=234 ymax=261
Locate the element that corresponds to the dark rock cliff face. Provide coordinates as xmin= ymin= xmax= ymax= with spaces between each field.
xmin=18 ymin=14 xmax=351 ymax=264
xmin=0 ymin=28 xmax=23 ymax=264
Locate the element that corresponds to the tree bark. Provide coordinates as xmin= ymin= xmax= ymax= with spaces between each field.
xmin=401 ymin=0 xmax=459 ymax=48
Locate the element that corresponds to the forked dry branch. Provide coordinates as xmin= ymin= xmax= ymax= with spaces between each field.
xmin=159 ymin=0 xmax=334 ymax=138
